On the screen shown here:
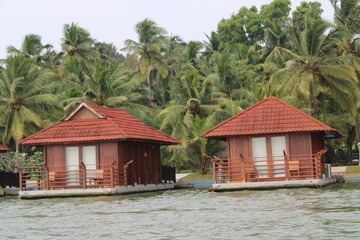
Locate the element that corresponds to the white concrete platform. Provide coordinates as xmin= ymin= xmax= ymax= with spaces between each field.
xmin=211 ymin=178 xmax=339 ymax=192
xmin=18 ymin=183 xmax=174 ymax=199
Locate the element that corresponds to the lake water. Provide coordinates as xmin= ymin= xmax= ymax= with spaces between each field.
xmin=1 ymin=183 xmax=360 ymax=239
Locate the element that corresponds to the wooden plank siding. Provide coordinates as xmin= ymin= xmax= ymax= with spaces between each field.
xmin=227 ymin=136 xmax=250 ymax=182
xmin=117 ymin=142 xmax=162 ymax=186
xmin=289 ymin=133 xmax=312 ymax=179
xmin=68 ymin=106 xmax=99 ymax=120
xmin=311 ymin=132 xmax=326 ymax=176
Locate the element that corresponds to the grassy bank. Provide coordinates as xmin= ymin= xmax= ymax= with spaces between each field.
xmin=346 ymin=165 xmax=360 ymax=174
xmin=180 ymin=173 xmax=213 ymax=181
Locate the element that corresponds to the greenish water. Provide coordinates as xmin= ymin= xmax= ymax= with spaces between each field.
xmin=1 ymin=183 xmax=360 ymax=239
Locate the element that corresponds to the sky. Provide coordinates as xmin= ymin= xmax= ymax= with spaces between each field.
xmin=0 ymin=0 xmax=334 ymax=59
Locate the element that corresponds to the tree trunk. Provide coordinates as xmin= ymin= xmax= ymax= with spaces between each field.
xmin=354 ymin=99 xmax=360 ymax=145
xmin=308 ymin=82 xmax=313 ymax=116
xmin=198 ymin=156 xmax=209 ymax=175
xmin=354 ymin=99 xmax=360 ymax=160
xmin=146 ymin=69 xmax=155 ymax=107
xmin=15 ymin=138 xmax=19 ymax=153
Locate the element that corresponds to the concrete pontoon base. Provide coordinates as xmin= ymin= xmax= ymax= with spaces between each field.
xmin=210 ymin=178 xmax=339 ymax=192
xmin=19 ymin=183 xmax=174 ymax=199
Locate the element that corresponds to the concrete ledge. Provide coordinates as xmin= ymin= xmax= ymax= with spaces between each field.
xmin=19 ymin=183 xmax=174 ymax=199
xmin=211 ymin=178 xmax=338 ymax=192
xmin=4 ymin=188 xmax=19 ymax=196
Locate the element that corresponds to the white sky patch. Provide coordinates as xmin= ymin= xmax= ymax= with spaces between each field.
xmin=0 ymin=0 xmax=334 ymax=59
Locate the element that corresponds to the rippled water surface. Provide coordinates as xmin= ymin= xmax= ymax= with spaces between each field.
xmin=1 ymin=183 xmax=360 ymax=239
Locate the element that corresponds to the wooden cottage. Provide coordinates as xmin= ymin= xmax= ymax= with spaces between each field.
xmin=19 ymin=102 xmax=179 ymax=192
xmin=202 ymin=96 xmax=343 ymax=190
xmin=0 ymin=145 xmax=11 ymax=153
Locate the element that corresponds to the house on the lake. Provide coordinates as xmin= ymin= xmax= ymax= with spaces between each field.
xmin=202 ymin=96 xmax=343 ymax=191
xmin=0 ymin=145 xmax=11 ymax=153
xmin=18 ymin=102 xmax=179 ymax=198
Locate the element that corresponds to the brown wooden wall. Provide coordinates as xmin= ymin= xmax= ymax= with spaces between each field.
xmin=99 ymin=142 xmax=118 ymax=166
xmin=311 ymin=132 xmax=325 ymax=173
xmin=68 ymin=107 xmax=98 ymax=120
xmin=227 ymin=135 xmax=250 ymax=162
xmin=311 ymin=132 xmax=325 ymax=154
xmin=289 ymin=132 xmax=311 ymax=156
xmin=118 ymin=142 xmax=161 ymax=185
xmin=45 ymin=145 xmax=65 ymax=171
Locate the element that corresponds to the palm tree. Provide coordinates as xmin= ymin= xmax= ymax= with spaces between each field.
xmin=0 ymin=54 xmax=58 ymax=151
xmin=7 ymin=34 xmax=51 ymax=62
xmin=203 ymin=32 xmax=220 ymax=59
xmin=331 ymin=0 xmax=360 ymax=34
xmin=94 ymin=42 xmax=125 ymax=63
xmin=62 ymin=57 xmax=148 ymax=117
xmin=159 ymin=63 xmax=220 ymax=139
xmin=337 ymin=37 xmax=360 ymax=144
xmin=61 ymin=23 xmax=97 ymax=60
xmin=123 ymin=18 xmax=168 ymax=106
xmin=166 ymin=117 xmax=224 ymax=174
xmin=266 ymin=19 xmax=359 ymax=114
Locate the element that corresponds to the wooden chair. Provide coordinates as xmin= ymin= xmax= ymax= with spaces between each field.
xmin=48 ymin=171 xmax=57 ymax=190
xmin=89 ymin=169 xmax=104 ymax=188
xmin=288 ymin=160 xmax=300 ymax=179
xmin=244 ymin=162 xmax=258 ymax=182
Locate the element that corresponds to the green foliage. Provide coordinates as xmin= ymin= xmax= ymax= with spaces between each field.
xmin=331 ymin=0 xmax=360 ymax=34
xmin=217 ymin=6 xmax=263 ymax=49
xmin=292 ymin=1 xmax=323 ymax=32
xmin=0 ymin=54 xmax=59 ymax=151
xmin=0 ymin=152 xmax=43 ymax=172
xmin=61 ymin=23 xmax=97 ymax=60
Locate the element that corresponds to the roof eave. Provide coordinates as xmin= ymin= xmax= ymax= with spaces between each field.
xmin=20 ymin=138 xmax=180 ymax=146
xmin=203 ymin=129 xmax=344 ymax=139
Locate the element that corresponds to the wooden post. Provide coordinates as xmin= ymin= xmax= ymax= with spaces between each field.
xmin=123 ymin=160 xmax=133 ymax=187
xmin=284 ymin=152 xmax=289 ymax=181
xmin=45 ymin=167 xmax=49 ymax=190
xmin=240 ymin=154 xmax=246 ymax=182
xmin=212 ymin=160 xmax=216 ymax=184
xmin=80 ymin=162 xmax=86 ymax=189
xmin=19 ymin=168 xmax=23 ymax=191
xmin=111 ymin=164 xmax=114 ymax=188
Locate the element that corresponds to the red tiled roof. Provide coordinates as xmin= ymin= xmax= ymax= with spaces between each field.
xmin=20 ymin=103 xmax=179 ymax=145
xmin=202 ymin=96 xmax=343 ymax=139
xmin=0 ymin=144 xmax=11 ymax=151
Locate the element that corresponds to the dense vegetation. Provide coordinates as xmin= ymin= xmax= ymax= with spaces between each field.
xmin=1 ymin=0 xmax=360 ymax=173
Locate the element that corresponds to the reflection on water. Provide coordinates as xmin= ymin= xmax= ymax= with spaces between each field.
xmin=1 ymin=183 xmax=360 ymax=239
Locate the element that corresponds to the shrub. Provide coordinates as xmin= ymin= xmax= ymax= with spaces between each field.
xmin=0 ymin=152 xmax=44 ymax=172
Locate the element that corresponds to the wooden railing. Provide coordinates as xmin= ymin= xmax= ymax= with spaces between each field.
xmin=208 ymin=153 xmax=325 ymax=184
xmin=17 ymin=160 xmax=133 ymax=191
